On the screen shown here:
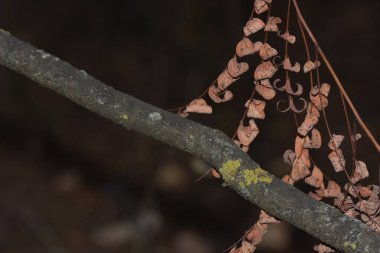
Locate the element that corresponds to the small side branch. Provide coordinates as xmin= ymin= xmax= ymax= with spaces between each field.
xmin=0 ymin=28 xmax=379 ymax=253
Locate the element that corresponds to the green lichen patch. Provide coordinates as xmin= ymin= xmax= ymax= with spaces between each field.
xmin=242 ymin=168 xmax=273 ymax=186
xmin=121 ymin=114 xmax=129 ymax=120
xmin=220 ymin=160 xmax=241 ymax=182
xmin=343 ymin=242 xmax=357 ymax=250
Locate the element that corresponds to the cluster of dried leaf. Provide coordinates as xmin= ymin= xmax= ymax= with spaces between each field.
xmin=175 ymin=0 xmax=379 ymax=252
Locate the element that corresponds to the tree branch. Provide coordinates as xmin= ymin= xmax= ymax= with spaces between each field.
xmin=0 ymin=28 xmax=379 ymax=253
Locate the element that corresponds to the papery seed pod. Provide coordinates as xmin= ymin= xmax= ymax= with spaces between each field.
xmin=243 ymin=18 xmax=265 ymax=36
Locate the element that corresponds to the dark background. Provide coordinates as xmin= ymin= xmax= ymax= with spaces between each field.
xmin=0 ymin=0 xmax=379 ymax=252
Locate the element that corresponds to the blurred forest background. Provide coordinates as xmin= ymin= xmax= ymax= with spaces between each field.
xmin=0 ymin=0 xmax=379 ymax=252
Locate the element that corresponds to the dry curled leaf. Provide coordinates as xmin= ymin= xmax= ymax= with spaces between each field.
xmin=356 ymin=200 xmax=380 ymax=217
xmin=310 ymin=83 xmax=331 ymax=110
xmin=228 ymin=57 xmax=249 ymax=78
xmin=245 ymin=99 xmax=266 ymax=119
xmin=283 ymin=58 xmax=301 ymax=73
xmin=283 ymin=149 xmax=296 ymax=165
xmin=358 ymin=186 xmax=374 ymax=198
xmin=185 ymin=98 xmax=213 ymax=114
xmin=282 ymin=175 xmax=295 ymax=185
xmin=291 ymin=149 xmax=311 ymax=182
xmin=237 ymin=120 xmax=259 ymax=146
xmin=304 ymin=128 xmax=322 ymax=149
xmin=259 ymin=43 xmax=278 ymax=60
xmin=258 ymin=210 xmax=280 ymax=224
xmin=351 ymin=160 xmax=369 ymax=184
xmin=297 ymin=113 xmax=319 ymax=136
xmin=217 ymin=69 xmax=237 ymax=90
xmin=303 ymin=60 xmax=321 ymax=73
xmin=243 ymin=18 xmax=265 ymax=36
xmin=334 ymin=195 xmax=355 ymax=212
xmin=324 ymin=180 xmax=342 ymax=198
xmin=246 ymin=224 xmax=264 ymax=246
xmin=208 ymin=85 xmax=234 ymax=103
xmin=307 ymin=102 xmax=320 ymax=118
xmin=233 ymin=240 xmax=256 ymax=253
xmin=328 ymin=149 xmax=346 ymax=173
xmin=254 ymin=61 xmax=278 ymax=81
xmin=236 ymin=39 xmax=262 ymax=57
xmin=264 ymin=17 xmax=282 ymax=32
xmin=328 ymin=134 xmax=344 ymax=150
xmin=254 ymin=0 xmax=269 ymax=14
xmin=313 ymin=244 xmax=335 ymax=253
xmin=279 ymin=32 xmax=296 ymax=44
xmin=305 ymin=165 xmax=324 ymax=188
xmin=211 ymin=168 xmax=221 ymax=179
xmin=344 ymin=208 xmax=359 ymax=218
xmin=309 ymin=191 xmax=323 ymax=201
xmin=255 ymin=79 xmax=276 ymax=100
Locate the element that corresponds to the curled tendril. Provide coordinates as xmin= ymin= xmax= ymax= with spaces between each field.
xmin=272 ymin=55 xmax=283 ymax=68
xmin=276 ymin=97 xmax=307 ymax=113
xmin=285 ymin=79 xmax=304 ymax=96
xmin=273 ymin=78 xmax=285 ymax=91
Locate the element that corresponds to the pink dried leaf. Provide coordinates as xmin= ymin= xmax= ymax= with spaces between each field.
xmin=309 ymin=191 xmax=323 ymax=201
xmin=254 ymin=61 xmax=278 ymax=81
xmin=259 ymin=43 xmax=278 ymax=60
xmin=228 ymin=57 xmax=249 ymax=78
xmin=237 ymin=120 xmax=259 ymax=146
xmin=310 ymin=83 xmax=331 ymax=110
xmin=328 ymin=134 xmax=344 ymax=150
xmin=243 ymin=18 xmax=265 ymax=36
xmin=335 ymin=195 xmax=355 ymax=212
xmin=284 ymin=78 xmax=303 ymax=96
xmin=294 ymin=136 xmax=304 ymax=157
xmin=178 ymin=109 xmax=189 ymax=118
xmin=351 ymin=160 xmax=369 ymax=184
xmin=303 ymin=60 xmax=321 ymax=73
xmin=185 ymin=98 xmax=213 ymax=114
xmin=313 ymin=244 xmax=335 ymax=253
xmin=307 ymin=102 xmax=320 ymax=118
xmin=264 ymin=17 xmax=282 ymax=32
xmin=208 ymin=85 xmax=234 ymax=103
xmin=282 ymin=174 xmax=295 ymax=185
xmin=211 ymin=168 xmax=221 ymax=179
xmin=291 ymin=149 xmax=311 ymax=182
xmin=356 ymin=200 xmax=380 ymax=217
xmin=255 ymin=79 xmax=276 ymax=100
xmin=245 ymin=99 xmax=266 ymax=119
xmin=236 ymin=38 xmax=262 ymax=57
xmin=279 ymin=32 xmax=296 ymax=44
xmin=328 ymin=149 xmax=346 ymax=173
xmin=283 ymin=149 xmax=296 ymax=165
xmin=258 ymin=210 xmax=280 ymax=224
xmin=236 ymin=241 xmax=256 ymax=253
xmin=358 ymin=186 xmax=374 ymax=198
xmin=344 ymin=183 xmax=358 ymax=198
xmin=344 ymin=208 xmax=359 ymax=218
xmin=297 ymin=113 xmax=319 ymax=136
xmin=283 ymin=58 xmax=301 ymax=72
xmin=304 ymin=128 xmax=322 ymax=149
xmin=324 ymin=180 xmax=341 ymax=198
xmin=246 ymin=224 xmax=264 ymax=245
xmin=305 ymin=165 xmax=324 ymax=188
xmin=217 ymin=69 xmax=237 ymax=90
xmin=254 ymin=0 xmax=269 ymax=14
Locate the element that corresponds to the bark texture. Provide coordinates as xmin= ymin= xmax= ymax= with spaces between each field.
xmin=0 ymin=28 xmax=379 ymax=253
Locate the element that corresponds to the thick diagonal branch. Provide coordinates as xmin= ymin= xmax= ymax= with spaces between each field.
xmin=0 ymin=28 xmax=379 ymax=253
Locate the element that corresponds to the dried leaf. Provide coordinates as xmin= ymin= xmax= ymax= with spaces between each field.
xmin=283 ymin=149 xmax=296 ymax=165
xmin=211 ymin=168 xmax=221 ymax=179
xmin=208 ymin=85 xmax=234 ymax=103
xmin=245 ymin=99 xmax=266 ymax=119
xmin=344 ymin=208 xmax=359 ymax=218
xmin=307 ymin=102 xmax=320 ymax=118
xmin=291 ymin=149 xmax=311 ymax=181
xmin=305 ymin=165 xmax=324 ymax=188
xmin=328 ymin=134 xmax=344 ymax=150
xmin=258 ymin=210 xmax=280 ymax=224
xmin=228 ymin=57 xmax=249 ymax=78
xmin=279 ymin=32 xmax=296 ymax=44
xmin=328 ymin=149 xmax=346 ymax=173
xmin=243 ymin=18 xmax=265 ymax=36
xmin=351 ymin=160 xmax=369 ymax=184
xmin=310 ymin=83 xmax=331 ymax=110
xmin=313 ymin=244 xmax=335 ymax=253
xmin=335 ymin=195 xmax=355 ymax=212
xmin=264 ymin=17 xmax=282 ymax=32
xmin=356 ymin=200 xmax=380 ymax=217
xmin=309 ymin=191 xmax=323 ymax=201
xmin=297 ymin=113 xmax=319 ymax=136
xmin=324 ymin=180 xmax=342 ymax=198
xmin=304 ymin=60 xmax=321 ymax=73
xmin=236 ymin=39 xmax=262 ymax=57
xmin=255 ymin=79 xmax=276 ymax=100
xmin=304 ymin=129 xmax=322 ymax=149
xmin=259 ymin=43 xmax=278 ymax=60
xmin=344 ymin=183 xmax=358 ymax=198
xmin=237 ymin=120 xmax=259 ymax=146
xmin=358 ymin=186 xmax=373 ymax=198
xmin=254 ymin=61 xmax=278 ymax=81
xmin=246 ymin=224 xmax=263 ymax=245
xmin=185 ymin=98 xmax=213 ymax=114
xmin=254 ymin=0 xmax=269 ymax=14
xmin=178 ymin=109 xmax=189 ymax=118
xmin=282 ymin=175 xmax=295 ymax=185
xmin=283 ymin=58 xmax=301 ymax=73
xmin=217 ymin=69 xmax=237 ymax=90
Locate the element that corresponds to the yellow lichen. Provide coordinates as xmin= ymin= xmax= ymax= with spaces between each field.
xmin=343 ymin=242 xmax=357 ymax=250
xmin=242 ymin=168 xmax=273 ymax=186
xmin=121 ymin=114 xmax=129 ymax=120
xmin=220 ymin=160 xmax=241 ymax=182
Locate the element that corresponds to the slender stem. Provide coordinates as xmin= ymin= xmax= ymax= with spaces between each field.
xmin=292 ymin=0 xmax=380 ymax=154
